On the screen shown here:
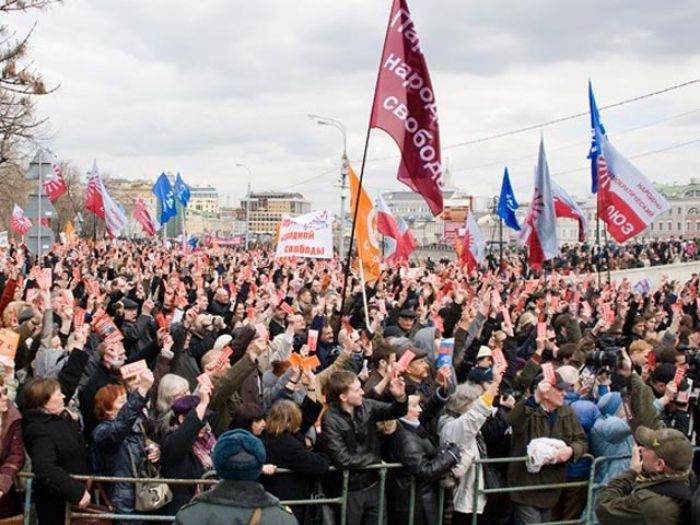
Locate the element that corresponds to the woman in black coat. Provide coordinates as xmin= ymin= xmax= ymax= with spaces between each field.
xmin=160 ymin=387 xmax=216 ymax=515
xmin=261 ymin=397 xmax=328 ymax=524
xmin=22 ymin=378 xmax=91 ymax=525
xmin=385 ymin=394 xmax=461 ymax=525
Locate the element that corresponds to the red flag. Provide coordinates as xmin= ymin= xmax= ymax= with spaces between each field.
xmin=370 ymin=0 xmax=443 ymax=216
xmin=10 ymin=204 xmax=31 ymax=235
xmin=133 ymin=199 xmax=158 ymax=236
xmin=551 ymin=179 xmax=588 ymax=242
xmin=84 ymin=160 xmax=105 ymax=220
xmin=520 ymin=139 xmax=557 ymax=271
xmin=42 ymin=153 xmax=67 ymax=202
xmin=459 ymin=210 xmax=485 ymax=273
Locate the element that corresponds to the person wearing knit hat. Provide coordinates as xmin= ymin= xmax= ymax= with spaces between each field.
xmin=590 ymin=392 xmax=635 ymax=485
xmin=174 ymin=429 xmax=296 ymax=524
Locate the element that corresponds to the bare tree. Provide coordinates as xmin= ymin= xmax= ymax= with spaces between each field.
xmin=0 ymin=0 xmax=61 ymax=166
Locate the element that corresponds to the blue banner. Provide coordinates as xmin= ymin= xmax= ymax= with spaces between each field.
xmin=152 ymin=172 xmax=177 ymax=225
xmin=175 ymin=172 xmax=191 ymax=207
xmin=587 ymin=80 xmax=607 ymax=194
xmin=497 ymin=167 xmax=520 ymax=231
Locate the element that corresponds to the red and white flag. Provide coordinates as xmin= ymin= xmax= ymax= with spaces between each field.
xmin=551 ymin=179 xmax=588 ymax=242
xmin=42 ymin=151 xmax=67 ymax=202
xmin=83 ymin=160 xmax=127 ymax=238
xmin=370 ymin=0 xmax=443 ymax=216
xmin=85 ymin=160 xmax=105 ymax=220
xmin=375 ymin=194 xmax=416 ymax=263
xmin=597 ymin=135 xmax=670 ymax=243
xmin=10 ymin=204 xmax=31 ymax=235
xmin=521 ymin=138 xmax=558 ymax=270
xmin=459 ymin=210 xmax=485 ymax=273
xmin=133 ymin=199 xmax=158 ymax=237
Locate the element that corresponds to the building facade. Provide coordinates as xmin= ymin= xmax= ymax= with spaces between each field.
xmin=241 ymin=192 xmax=311 ymax=236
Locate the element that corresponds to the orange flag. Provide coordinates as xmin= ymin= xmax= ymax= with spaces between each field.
xmin=64 ymin=220 xmax=77 ymax=243
xmin=348 ymin=164 xmax=381 ymax=283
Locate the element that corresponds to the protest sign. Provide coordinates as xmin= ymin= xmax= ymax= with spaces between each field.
xmin=120 ymin=359 xmax=148 ymax=379
xmin=436 ymin=339 xmax=454 ymax=369
xmin=274 ymin=210 xmax=333 ymax=259
xmin=0 ymin=329 xmax=20 ymax=359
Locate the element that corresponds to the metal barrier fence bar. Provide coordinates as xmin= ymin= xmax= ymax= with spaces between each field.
xmin=14 ymin=449 xmax=697 ymax=525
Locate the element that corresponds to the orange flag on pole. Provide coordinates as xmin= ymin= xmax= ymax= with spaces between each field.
xmin=348 ymin=164 xmax=381 ymax=283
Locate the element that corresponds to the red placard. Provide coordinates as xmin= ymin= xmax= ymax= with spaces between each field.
xmin=279 ymin=301 xmax=294 ymax=316
xmin=307 ymin=329 xmax=318 ymax=352
xmin=647 ymin=351 xmax=656 ymax=369
xmin=0 ymin=329 xmax=20 ymax=359
xmin=197 ymin=373 xmax=213 ymax=391
xmin=214 ymin=346 xmax=233 ymax=369
xmin=537 ymin=322 xmax=547 ymax=340
xmin=491 ymin=347 xmax=507 ymax=370
xmin=255 ymin=323 xmax=269 ymax=343
xmin=73 ymin=307 xmax=85 ymax=328
xmin=500 ymin=306 xmax=512 ymax=328
xmin=674 ymin=367 xmax=686 ymax=387
xmin=542 ymin=362 xmax=556 ymax=385
xmin=396 ymin=350 xmax=415 ymax=373
xmin=156 ymin=312 xmax=167 ymax=330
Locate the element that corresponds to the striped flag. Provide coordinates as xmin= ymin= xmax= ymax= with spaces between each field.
xmin=11 ymin=204 xmax=32 ymax=235
xmin=133 ymin=199 xmax=158 ymax=237
xmin=42 ymin=151 xmax=68 ymax=202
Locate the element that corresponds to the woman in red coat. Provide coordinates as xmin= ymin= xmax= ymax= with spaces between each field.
xmin=0 ymin=377 xmax=25 ymax=518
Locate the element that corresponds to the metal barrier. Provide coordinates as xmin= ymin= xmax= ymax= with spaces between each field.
xmin=14 ymin=450 xmax=696 ymax=525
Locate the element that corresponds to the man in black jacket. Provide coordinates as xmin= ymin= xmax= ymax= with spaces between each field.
xmin=321 ymin=369 xmax=407 ymax=525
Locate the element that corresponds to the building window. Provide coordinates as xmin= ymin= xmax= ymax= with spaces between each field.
xmin=678 ymin=207 xmax=682 ymax=215
xmin=668 ymin=221 xmax=673 ymax=231
xmin=659 ymin=222 xmax=663 ymax=231
xmin=687 ymin=221 xmax=691 ymax=232
xmin=678 ymin=222 xmax=682 ymax=231
xmin=650 ymin=223 xmax=654 ymax=231
xmin=696 ymin=221 xmax=700 ymax=231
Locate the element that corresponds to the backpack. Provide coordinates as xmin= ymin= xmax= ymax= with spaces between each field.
xmin=646 ymin=472 xmax=700 ymax=525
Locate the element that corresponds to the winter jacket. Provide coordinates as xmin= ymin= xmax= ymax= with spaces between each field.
xmin=262 ymin=431 xmax=329 ymax=523
xmin=209 ymin=354 xmax=258 ymax=436
xmin=321 ymin=396 xmax=408 ymax=491
xmin=91 ymin=391 xmax=148 ymax=515
xmin=174 ymin=479 xmax=296 ymax=525
xmin=386 ymin=419 xmax=459 ymax=525
xmin=0 ymin=405 xmax=24 ymax=518
xmin=564 ymin=393 xmax=600 ymax=479
xmin=160 ymin=409 xmax=211 ymax=515
xmin=590 ymin=414 xmax=634 ymax=484
xmin=22 ymin=409 xmax=90 ymax=525
xmin=438 ymin=397 xmax=492 ymax=515
xmin=596 ymin=469 xmax=688 ymax=525
xmin=504 ymin=396 xmax=588 ymax=508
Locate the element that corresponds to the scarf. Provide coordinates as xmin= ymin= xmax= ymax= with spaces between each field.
xmin=169 ymin=422 xmax=216 ymax=471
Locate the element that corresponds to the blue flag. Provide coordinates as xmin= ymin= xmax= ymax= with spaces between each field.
xmin=497 ymin=167 xmax=520 ymax=231
xmin=175 ymin=172 xmax=191 ymax=207
xmin=587 ymin=80 xmax=607 ymax=194
xmin=152 ymin=172 xmax=177 ymax=225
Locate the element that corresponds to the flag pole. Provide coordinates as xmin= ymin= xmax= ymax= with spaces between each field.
xmin=596 ymin=191 xmax=602 ymax=288
xmin=358 ymin=259 xmax=371 ymax=329
xmin=339 ymin=126 xmax=371 ymax=321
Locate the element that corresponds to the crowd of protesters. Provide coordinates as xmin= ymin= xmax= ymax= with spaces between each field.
xmin=0 ymin=238 xmax=696 ymax=524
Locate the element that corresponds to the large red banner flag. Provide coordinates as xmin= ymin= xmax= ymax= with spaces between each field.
xmin=370 ymin=0 xmax=443 ymax=216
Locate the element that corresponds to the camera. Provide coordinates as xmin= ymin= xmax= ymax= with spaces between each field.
xmin=585 ymin=348 xmax=621 ymax=370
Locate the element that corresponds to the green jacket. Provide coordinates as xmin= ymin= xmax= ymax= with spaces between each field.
xmin=504 ymin=396 xmax=588 ymax=508
xmin=209 ymin=354 xmax=258 ymax=437
xmin=596 ymin=469 xmax=687 ymax=525
xmin=627 ymin=372 xmax=665 ymax=430
xmin=174 ymin=479 xmax=297 ymax=525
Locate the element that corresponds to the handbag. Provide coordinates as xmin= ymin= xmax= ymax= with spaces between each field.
xmin=72 ymin=479 xmax=115 ymax=525
xmin=127 ymin=446 xmax=173 ymax=512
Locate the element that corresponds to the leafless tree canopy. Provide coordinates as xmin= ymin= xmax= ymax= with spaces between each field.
xmin=0 ymin=0 xmax=61 ymax=165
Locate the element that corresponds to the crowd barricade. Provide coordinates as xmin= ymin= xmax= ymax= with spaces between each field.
xmin=14 ymin=449 xmax=698 ymax=525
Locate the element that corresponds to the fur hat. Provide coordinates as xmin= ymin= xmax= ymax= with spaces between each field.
xmin=212 ymin=429 xmax=266 ymax=481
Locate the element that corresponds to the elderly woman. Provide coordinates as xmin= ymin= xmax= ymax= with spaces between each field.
xmin=22 ymin=378 xmax=91 ymax=525
xmin=160 ymin=383 xmax=216 ymax=515
xmin=438 ymin=367 xmax=502 ymax=525
xmin=152 ymin=373 xmax=190 ymax=441
xmin=91 ymin=370 xmax=159 ymax=520
xmin=261 ymin=398 xmax=328 ymax=524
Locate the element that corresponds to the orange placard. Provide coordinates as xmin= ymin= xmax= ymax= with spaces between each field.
xmin=0 ymin=329 xmax=19 ymax=359
xmin=301 ymin=355 xmax=320 ymax=372
xmin=289 ymin=352 xmax=303 ymax=369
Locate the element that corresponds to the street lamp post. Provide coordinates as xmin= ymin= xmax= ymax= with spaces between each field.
xmin=236 ymin=163 xmax=252 ymax=249
xmin=309 ymin=114 xmax=348 ymax=259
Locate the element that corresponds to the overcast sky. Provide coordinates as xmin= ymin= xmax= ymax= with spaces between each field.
xmin=12 ymin=0 xmax=700 ymax=213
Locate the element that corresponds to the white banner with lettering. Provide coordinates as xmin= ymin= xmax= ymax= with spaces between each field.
xmin=274 ymin=210 xmax=333 ymax=259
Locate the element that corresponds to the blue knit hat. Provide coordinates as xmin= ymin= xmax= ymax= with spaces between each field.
xmin=597 ymin=392 xmax=622 ymax=417
xmin=212 ymin=429 xmax=266 ymax=481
